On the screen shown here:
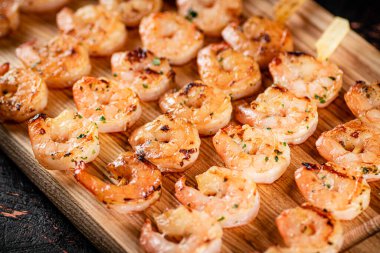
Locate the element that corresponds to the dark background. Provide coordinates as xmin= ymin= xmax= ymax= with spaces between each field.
xmin=1 ymin=1 xmax=379 ymax=252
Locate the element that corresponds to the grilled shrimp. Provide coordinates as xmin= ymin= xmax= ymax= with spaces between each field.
xmin=159 ymin=81 xmax=232 ymax=135
xmin=111 ymin=48 xmax=175 ymax=101
xmin=175 ymin=166 xmax=260 ymax=228
xmin=197 ymin=42 xmax=261 ymax=100
xmin=267 ymin=203 xmax=343 ymax=253
xmin=269 ymin=52 xmax=343 ymax=108
xmin=28 ymin=110 xmax=100 ymax=170
xmin=0 ymin=0 xmax=19 ymax=38
xmin=345 ymin=81 xmax=380 ymax=128
xmin=72 ymin=76 xmax=141 ymax=133
xmin=140 ymin=206 xmax=223 ymax=253
xmin=316 ymin=119 xmax=380 ymax=182
xmin=74 ymin=152 xmax=161 ymax=213
xmin=176 ymin=0 xmax=242 ymax=37
xmin=100 ymin=0 xmax=162 ymax=27
xmin=16 ymin=35 xmax=91 ymax=89
xmin=0 ymin=63 xmax=48 ymax=122
xmin=222 ymin=16 xmax=293 ymax=68
xmin=295 ymin=162 xmax=371 ymax=220
xmin=57 ymin=5 xmax=127 ymax=57
xmin=139 ymin=12 xmax=204 ymax=65
xmin=20 ymin=0 xmax=70 ymax=13
xmin=213 ymin=124 xmax=290 ymax=184
xmin=235 ymin=86 xmax=318 ymax=144
xmin=129 ymin=114 xmax=200 ymax=172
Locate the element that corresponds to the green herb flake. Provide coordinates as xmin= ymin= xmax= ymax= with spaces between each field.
xmin=152 ymin=57 xmax=161 ymax=66
xmin=217 ymin=216 xmax=225 ymax=222
xmin=113 ymin=73 xmax=118 ymax=77
xmin=283 ymin=142 xmax=287 ymax=146
xmin=185 ymin=8 xmax=198 ymax=21
xmin=77 ymin=133 xmax=86 ymax=139
xmin=265 ymin=156 xmax=269 ymax=162
xmin=266 ymin=127 xmax=271 ymax=130
xmin=362 ymin=167 xmax=370 ymax=174
xmin=142 ymin=83 xmax=149 ymax=89
xmin=233 ymin=204 xmax=239 ymax=209
xmin=100 ymin=115 xmax=106 ymax=123
xmin=274 ymin=155 xmax=279 ymax=162
xmin=95 ymin=107 xmax=101 ymax=111
xmin=218 ymin=57 xmax=224 ymax=63
xmin=242 ymin=143 xmax=247 ymax=149
xmin=287 ymin=130 xmax=293 ymax=134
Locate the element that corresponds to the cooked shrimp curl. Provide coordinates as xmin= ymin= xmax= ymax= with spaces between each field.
xmin=139 ymin=12 xmax=204 ymax=65
xmin=74 ymin=152 xmax=161 ymax=213
xmin=159 ymin=81 xmax=233 ymax=135
xmin=140 ymin=206 xmax=223 ymax=253
xmin=176 ymin=0 xmax=242 ymax=37
xmin=16 ymin=35 xmax=91 ymax=89
xmin=213 ymin=124 xmax=290 ymax=184
xmin=20 ymin=0 xmax=71 ymax=13
xmin=266 ymin=203 xmax=343 ymax=253
xmin=345 ymin=81 xmax=380 ymax=128
xmin=316 ymin=119 xmax=380 ymax=181
xmin=28 ymin=110 xmax=100 ymax=170
xmin=129 ymin=114 xmax=201 ymax=172
xmin=72 ymin=76 xmax=142 ymax=133
xmin=111 ymin=48 xmax=175 ymax=101
xmin=235 ymin=86 xmax=318 ymax=144
xmin=222 ymin=16 xmax=293 ymax=68
xmin=197 ymin=42 xmax=261 ymax=100
xmin=100 ymin=0 xmax=162 ymax=27
xmin=295 ymin=162 xmax=371 ymax=220
xmin=175 ymin=166 xmax=260 ymax=228
xmin=0 ymin=0 xmax=20 ymax=38
xmin=0 ymin=63 xmax=48 ymax=122
xmin=269 ymin=52 xmax=343 ymax=108
xmin=57 ymin=5 xmax=127 ymax=57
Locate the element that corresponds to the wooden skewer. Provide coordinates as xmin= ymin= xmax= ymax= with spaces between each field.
xmin=316 ymin=17 xmax=350 ymax=61
xmin=274 ymin=0 xmax=307 ymax=24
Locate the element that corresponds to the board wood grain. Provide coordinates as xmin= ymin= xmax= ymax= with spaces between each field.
xmin=1 ymin=0 xmax=379 ymax=252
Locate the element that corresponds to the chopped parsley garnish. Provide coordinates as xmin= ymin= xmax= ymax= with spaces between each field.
xmin=218 ymin=57 xmax=224 ymax=63
xmin=265 ymin=156 xmax=269 ymax=162
xmin=100 ymin=115 xmax=106 ymax=123
xmin=77 ymin=134 xmax=86 ymax=139
xmin=283 ymin=142 xmax=287 ymax=146
xmin=185 ymin=9 xmax=198 ymax=21
xmin=274 ymin=155 xmax=279 ymax=162
xmin=142 ymin=83 xmax=149 ymax=89
xmin=217 ymin=216 xmax=225 ymax=222
xmin=242 ymin=143 xmax=247 ymax=149
xmin=233 ymin=204 xmax=239 ymax=209
xmin=95 ymin=107 xmax=101 ymax=111
xmin=113 ymin=73 xmax=118 ymax=77
xmin=314 ymin=94 xmax=326 ymax=104
xmin=152 ymin=57 xmax=161 ymax=66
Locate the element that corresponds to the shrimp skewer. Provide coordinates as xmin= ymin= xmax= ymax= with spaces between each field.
xmin=72 ymin=76 xmax=141 ymax=133
xmin=213 ymin=124 xmax=290 ymax=184
xmin=295 ymin=162 xmax=371 ymax=220
xmin=57 ymin=5 xmax=127 ymax=57
xmin=140 ymin=206 xmax=223 ymax=253
xmin=111 ymin=48 xmax=175 ymax=101
xmin=159 ymin=81 xmax=232 ymax=135
xmin=316 ymin=119 xmax=380 ymax=181
xmin=16 ymin=35 xmax=91 ymax=89
xmin=175 ymin=166 xmax=260 ymax=228
xmin=139 ymin=12 xmax=204 ymax=65
xmin=266 ymin=203 xmax=343 ymax=253
xmin=345 ymin=81 xmax=380 ymax=128
xmin=28 ymin=110 xmax=100 ymax=170
xmin=222 ymin=16 xmax=293 ymax=67
xmin=197 ymin=42 xmax=261 ymax=100
xmin=0 ymin=63 xmax=48 ymax=122
xmin=100 ymin=0 xmax=162 ymax=27
xmin=176 ymin=0 xmax=242 ymax=37
xmin=129 ymin=113 xmax=200 ymax=172
xmin=74 ymin=152 xmax=161 ymax=213
xmin=269 ymin=52 xmax=343 ymax=108
xmin=0 ymin=0 xmax=19 ymax=38
xmin=235 ymin=86 xmax=318 ymax=144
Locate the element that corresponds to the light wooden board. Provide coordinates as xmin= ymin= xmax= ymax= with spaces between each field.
xmin=1 ymin=0 xmax=380 ymax=252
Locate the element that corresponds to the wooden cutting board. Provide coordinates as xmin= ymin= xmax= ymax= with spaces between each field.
xmin=1 ymin=0 xmax=379 ymax=252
